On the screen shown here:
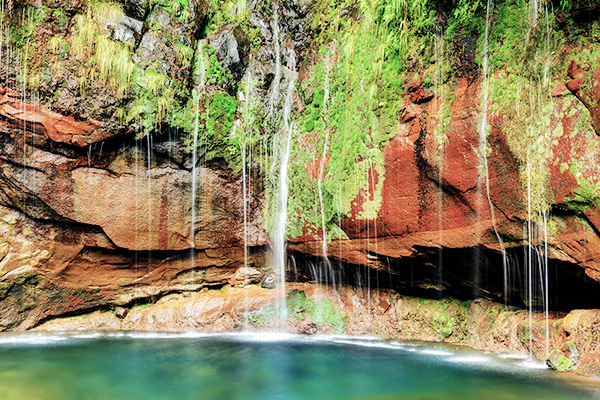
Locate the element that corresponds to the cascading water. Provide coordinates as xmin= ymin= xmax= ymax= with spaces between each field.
xmin=527 ymin=159 xmax=533 ymax=359
xmin=317 ymin=65 xmax=336 ymax=290
xmin=542 ymin=210 xmax=549 ymax=356
xmin=273 ymin=90 xmax=294 ymax=325
xmin=434 ymin=29 xmax=445 ymax=298
xmin=270 ymin=6 xmax=298 ymax=325
xmin=241 ymin=74 xmax=253 ymax=272
xmin=478 ymin=0 xmax=508 ymax=300
xmin=190 ymin=41 xmax=206 ymax=270
xmin=317 ymin=131 xmax=331 ymax=266
xmin=242 ymin=140 xmax=248 ymax=268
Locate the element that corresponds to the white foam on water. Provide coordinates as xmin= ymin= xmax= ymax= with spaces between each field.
xmin=420 ymin=349 xmax=453 ymax=356
xmin=332 ymin=339 xmax=407 ymax=350
xmin=125 ymin=332 xmax=180 ymax=339
xmin=224 ymin=331 xmax=298 ymax=342
xmin=0 ymin=335 xmax=68 ymax=345
xmin=69 ymin=333 xmax=104 ymax=339
xmin=112 ymin=332 xmax=215 ymax=340
xmin=519 ymin=360 xmax=548 ymax=370
xmin=178 ymin=332 xmax=213 ymax=339
xmin=448 ymin=355 xmax=491 ymax=364
xmin=498 ymin=353 xmax=529 ymax=360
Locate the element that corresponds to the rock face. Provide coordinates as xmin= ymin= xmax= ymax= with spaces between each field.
xmin=289 ymin=72 xmax=600 ymax=310
xmin=0 ymin=86 xmax=268 ymax=330
xmin=208 ymin=24 xmax=250 ymax=81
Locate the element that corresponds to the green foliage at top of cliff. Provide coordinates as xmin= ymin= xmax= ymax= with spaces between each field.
xmin=2 ymin=0 xmax=247 ymax=166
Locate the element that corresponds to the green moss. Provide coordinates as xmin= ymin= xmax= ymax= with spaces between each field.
xmin=546 ymin=349 xmax=575 ymax=372
xmin=247 ymin=301 xmax=277 ymax=325
xmin=485 ymin=0 xmax=567 ymax=216
xmin=286 ymin=290 xmax=348 ymax=334
xmin=286 ymin=0 xmax=419 ymax=238
xmin=484 ymin=0 xmax=600 ymax=217
xmin=127 ymin=67 xmax=178 ymax=134
xmin=132 ymin=303 xmax=152 ymax=310
xmin=248 ymin=290 xmax=348 ymax=334
xmin=70 ymin=1 xmax=135 ymax=96
xmin=432 ymin=311 xmax=455 ymax=338
xmin=204 ymin=0 xmax=252 ymax=35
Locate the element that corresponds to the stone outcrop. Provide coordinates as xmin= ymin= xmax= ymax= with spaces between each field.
xmin=0 ymin=86 xmax=268 ymax=330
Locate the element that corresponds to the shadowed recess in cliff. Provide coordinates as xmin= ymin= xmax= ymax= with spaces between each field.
xmin=288 ymin=245 xmax=600 ymax=312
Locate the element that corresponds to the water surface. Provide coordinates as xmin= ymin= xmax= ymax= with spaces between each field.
xmin=0 ymin=332 xmax=597 ymax=400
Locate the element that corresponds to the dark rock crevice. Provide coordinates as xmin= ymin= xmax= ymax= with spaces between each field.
xmin=288 ymin=245 xmax=600 ymax=312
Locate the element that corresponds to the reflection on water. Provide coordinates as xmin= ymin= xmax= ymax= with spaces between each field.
xmin=0 ymin=332 xmax=598 ymax=400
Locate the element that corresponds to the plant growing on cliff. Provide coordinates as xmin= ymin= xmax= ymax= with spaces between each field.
xmin=70 ymin=0 xmax=135 ymax=96
xmin=127 ymin=67 xmax=177 ymax=134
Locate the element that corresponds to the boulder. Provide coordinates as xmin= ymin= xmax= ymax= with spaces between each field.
xmin=229 ymin=267 xmax=263 ymax=288
xmin=105 ymin=16 xmax=144 ymax=47
xmin=546 ymin=349 xmax=576 ymax=372
xmin=133 ymin=5 xmax=193 ymax=78
xmin=208 ymin=24 xmax=250 ymax=81
xmin=115 ymin=306 xmax=129 ymax=319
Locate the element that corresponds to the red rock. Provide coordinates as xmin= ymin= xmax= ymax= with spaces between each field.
xmin=567 ymin=59 xmax=583 ymax=79
xmin=0 ymin=86 xmax=112 ymax=146
xmin=409 ymin=88 xmax=434 ymax=104
xmin=566 ymin=78 xmax=582 ymax=92
xmin=551 ymin=82 xmax=569 ymax=97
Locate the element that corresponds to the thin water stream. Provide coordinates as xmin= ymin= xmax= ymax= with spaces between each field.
xmin=478 ymin=0 xmax=508 ymax=300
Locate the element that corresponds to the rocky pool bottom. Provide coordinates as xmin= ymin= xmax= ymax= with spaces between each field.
xmin=0 ymin=332 xmax=599 ymax=400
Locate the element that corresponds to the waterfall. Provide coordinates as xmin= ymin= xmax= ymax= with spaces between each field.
xmin=317 ymin=131 xmax=329 ymax=255
xmin=527 ymin=159 xmax=533 ymax=359
xmin=270 ymin=8 xmax=298 ymax=325
xmin=146 ymin=132 xmax=152 ymax=268
xmin=478 ymin=0 xmax=508 ymax=301
xmin=242 ymin=140 xmax=248 ymax=269
xmin=191 ymin=41 xmax=206 ymax=272
xmin=319 ymin=57 xmax=331 ymax=274
xmin=191 ymin=90 xmax=200 ymax=250
xmin=242 ymin=73 xmax=253 ymax=272
xmin=434 ymin=30 xmax=445 ymax=298
xmin=543 ymin=210 xmax=549 ymax=356
xmin=274 ymin=104 xmax=294 ymax=326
